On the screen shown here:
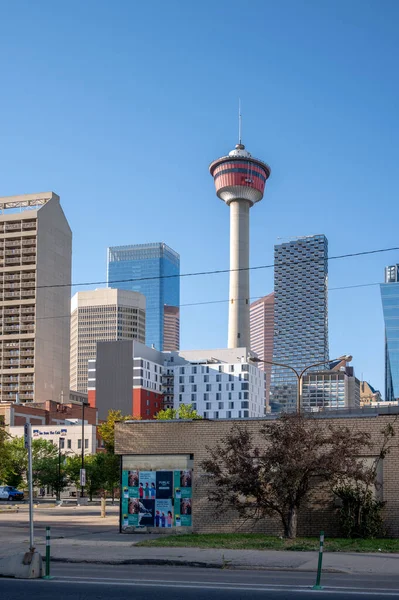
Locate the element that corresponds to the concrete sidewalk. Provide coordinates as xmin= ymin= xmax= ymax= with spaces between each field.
xmin=1 ymin=505 xmax=399 ymax=575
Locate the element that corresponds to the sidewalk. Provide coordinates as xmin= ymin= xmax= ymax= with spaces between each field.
xmin=1 ymin=505 xmax=399 ymax=575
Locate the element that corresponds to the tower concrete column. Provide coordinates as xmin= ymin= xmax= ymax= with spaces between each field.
xmin=228 ymin=200 xmax=250 ymax=349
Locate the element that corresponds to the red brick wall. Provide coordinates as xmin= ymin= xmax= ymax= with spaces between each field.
xmin=132 ymin=389 xmax=163 ymax=419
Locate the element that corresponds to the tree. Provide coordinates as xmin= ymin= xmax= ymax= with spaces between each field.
xmin=202 ymin=413 xmax=375 ymax=539
xmin=155 ymin=404 xmax=203 ymax=420
xmin=98 ymin=410 xmax=135 ymax=453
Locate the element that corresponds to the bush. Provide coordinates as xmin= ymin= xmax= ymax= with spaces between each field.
xmin=335 ymin=485 xmax=385 ymax=538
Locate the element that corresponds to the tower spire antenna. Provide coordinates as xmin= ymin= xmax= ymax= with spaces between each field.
xmin=238 ymin=98 xmax=242 ymax=145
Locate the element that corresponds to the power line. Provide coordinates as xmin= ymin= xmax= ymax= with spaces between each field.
xmin=31 ymin=281 xmax=382 ymax=321
xmin=31 ymin=244 xmax=399 ymax=291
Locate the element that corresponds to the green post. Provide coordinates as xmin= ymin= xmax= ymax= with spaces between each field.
xmin=312 ymin=530 xmax=324 ymax=590
xmin=42 ymin=526 xmax=54 ymax=580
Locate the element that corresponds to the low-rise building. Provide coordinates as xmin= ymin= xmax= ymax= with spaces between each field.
xmin=9 ymin=424 xmax=97 ymax=455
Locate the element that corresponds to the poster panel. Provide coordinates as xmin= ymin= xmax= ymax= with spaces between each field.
xmin=155 ymin=499 xmax=173 ymax=528
xmin=156 ymin=471 xmax=173 ymax=499
xmin=180 ymin=498 xmax=192 ymax=526
xmin=139 ymin=471 xmax=156 ymax=500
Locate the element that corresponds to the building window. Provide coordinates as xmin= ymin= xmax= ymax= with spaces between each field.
xmin=229 ymin=374 xmax=234 ymax=382
xmin=218 ymin=366 xmax=223 ymax=373
xmin=179 ymin=376 xmax=184 ymax=383
xmin=206 ymin=384 xmax=211 ymax=392
xmin=78 ymin=439 xmax=82 ymax=449
xmin=180 ymin=385 xmax=185 ymax=393
xmin=241 ymin=382 xmax=249 ymax=390
xmin=228 ymin=392 xmax=232 ymax=401
xmin=243 ymin=410 xmax=249 ymax=418
xmin=179 ymin=394 xmax=183 ymax=402
xmin=180 ymin=367 xmax=185 ymax=374
xmin=216 ymin=374 xmax=221 ymax=382
xmin=214 ymin=411 xmax=219 ymax=419
xmin=147 ymin=400 xmax=150 ymax=406
xmin=189 ymin=376 xmax=194 ymax=383
xmin=218 ymin=402 xmax=224 ymax=409
xmin=67 ymin=439 xmax=71 ymax=449
xmin=230 ymin=365 xmax=234 ymax=372
xmin=191 ymin=394 xmax=196 ymax=402
xmin=216 ymin=393 xmax=221 ymax=401
xmin=192 ymin=384 xmax=197 ymax=392
xmin=241 ymin=401 xmax=249 ymax=408
xmin=59 ymin=438 xmax=65 ymax=450
xmin=203 ymin=412 xmax=208 ymax=418
xmin=228 ymin=402 xmax=234 ymax=409
xmin=146 ymin=409 xmax=150 ymax=415
xmin=243 ymin=392 xmax=249 ymax=399
xmin=85 ymin=439 xmax=89 ymax=449
xmin=192 ymin=366 xmax=197 ymax=374
xmin=226 ymin=411 xmax=232 ymax=419
xmin=203 ymin=393 xmax=208 ymax=401
xmin=206 ymin=402 xmax=212 ymax=410
xmin=204 ymin=375 xmax=209 ymax=383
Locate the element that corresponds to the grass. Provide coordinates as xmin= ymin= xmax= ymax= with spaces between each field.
xmin=137 ymin=533 xmax=399 ymax=553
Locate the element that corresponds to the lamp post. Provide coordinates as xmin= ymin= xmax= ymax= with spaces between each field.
xmin=250 ymin=355 xmax=353 ymax=413
xmin=58 ymin=436 xmax=65 ymax=502
xmin=81 ymin=399 xmax=88 ymax=499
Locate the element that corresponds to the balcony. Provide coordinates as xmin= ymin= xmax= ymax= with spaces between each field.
xmin=5 ymin=239 xmax=21 ymax=247
xmin=4 ymin=275 xmax=20 ymax=281
xmin=21 ymin=274 xmax=35 ymax=281
xmin=3 ymin=308 xmax=20 ymax=315
xmin=20 ymin=324 xmax=34 ymax=331
xmin=22 ymin=239 xmax=36 ymax=246
xmin=4 ymin=292 xmax=20 ymax=299
xmin=22 ymin=222 xmax=36 ymax=230
xmin=21 ymin=308 xmax=35 ymax=314
xmin=20 ymin=359 xmax=34 ymax=365
xmin=5 ymin=224 xmax=22 ymax=231
xmin=21 ymin=292 xmax=35 ymax=299
xmin=20 ymin=341 xmax=34 ymax=347
xmin=5 ymin=250 xmax=21 ymax=257
xmin=4 ymin=258 xmax=21 ymax=265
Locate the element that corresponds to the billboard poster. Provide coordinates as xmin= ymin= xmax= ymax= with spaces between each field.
xmin=155 ymin=499 xmax=173 ymax=527
xmin=174 ymin=470 xmax=192 ymax=498
xmin=121 ymin=468 xmax=192 ymax=530
xmin=139 ymin=471 xmax=156 ymax=500
xmin=180 ymin=498 xmax=192 ymax=526
xmin=156 ymin=471 xmax=173 ymax=499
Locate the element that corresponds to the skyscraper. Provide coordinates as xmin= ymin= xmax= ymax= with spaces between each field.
xmin=70 ymin=288 xmax=146 ymax=393
xmin=209 ymin=139 xmax=270 ymax=349
xmin=271 ymin=235 xmax=329 ymax=409
xmin=107 ymin=243 xmax=180 ymax=351
xmin=380 ymin=264 xmax=399 ymax=401
xmin=0 ymin=192 xmax=72 ymax=404
xmin=250 ymin=293 xmax=274 ymax=408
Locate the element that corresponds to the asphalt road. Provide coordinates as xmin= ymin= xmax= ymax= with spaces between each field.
xmin=3 ymin=564 xmax=399 ymax=599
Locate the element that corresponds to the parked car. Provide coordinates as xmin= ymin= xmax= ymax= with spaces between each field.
xmin=0 ymin=486 xmax=24 ymax=501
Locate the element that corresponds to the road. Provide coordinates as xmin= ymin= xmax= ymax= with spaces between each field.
xmin=3 ymin=564 xmax=399 ymax=599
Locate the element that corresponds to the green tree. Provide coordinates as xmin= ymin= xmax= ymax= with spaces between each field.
xmin=98 ymin=410 xmax=135 ymax=453
xmin=155 ymin=404 xmax=203 ymax=420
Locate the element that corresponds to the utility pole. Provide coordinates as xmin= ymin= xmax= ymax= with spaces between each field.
xmin=24 ymin=423 xmax=34 ymax=552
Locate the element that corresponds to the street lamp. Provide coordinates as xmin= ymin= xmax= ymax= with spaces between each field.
xmin=81 ymin=399 xmax=88 ymax=499
xmin=58 ymin=436 xmax=65 ymax=502
xmin=250 ymin=355 xmax=353 ymax=413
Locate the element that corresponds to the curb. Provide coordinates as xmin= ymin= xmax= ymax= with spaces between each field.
xmin=49 ymin=557 xmax=347 ymax=573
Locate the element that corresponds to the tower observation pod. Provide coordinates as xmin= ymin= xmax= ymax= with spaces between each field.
xmin=209 ymin=143 xmax=270 ymax=349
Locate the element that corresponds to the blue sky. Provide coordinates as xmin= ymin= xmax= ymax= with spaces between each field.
xmin=0 ymin=0 xmax=398 ymax=394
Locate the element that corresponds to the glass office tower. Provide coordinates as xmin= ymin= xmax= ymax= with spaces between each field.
xmin=270 ymin=234 xmax=329 ymax=410
xmin=380 ymin=265 xmax=399 ymax=401
xmin=107 ymin=243 xmax=180 ymax=351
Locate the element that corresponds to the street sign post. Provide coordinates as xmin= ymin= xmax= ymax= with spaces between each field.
xmin=24 ymin=423 xmax=34 ymax=552
xmin=80 ymin=468 xmax=86 ymax=487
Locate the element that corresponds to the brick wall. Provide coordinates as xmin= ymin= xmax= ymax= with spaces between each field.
xmin=115 ymin=415 xmax=399 ymax=537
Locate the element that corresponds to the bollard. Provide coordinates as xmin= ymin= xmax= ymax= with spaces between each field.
xmin=42 ymin=527 xmax=54 ymax=580
xmin=312 ymin=530 xmax=324 ymax=590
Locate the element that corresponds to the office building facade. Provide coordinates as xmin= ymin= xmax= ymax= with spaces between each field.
xmin=381 ymin=265 xmax=399 ymax=401
xmin=107 ymin=243 xmax=180 ymax=351
xmin=250 ymin=292 xmax=274 ymax=409
xmin=271 ymin=235 xmax=329 ymax=409
xmin=70 ymin=288 xmax=146 ymax=393
xmin=301 ymin=361 xmax=360 ymax=411
xmin=0 ymin=192 xmax=72 ymax=404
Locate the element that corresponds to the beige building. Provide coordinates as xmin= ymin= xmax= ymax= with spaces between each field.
xmin=70 ymin=288 xmax=146 ymax=393
xmin=250 ymin=293 xmax=274 ymax=409
xmin=360 ymin=381 xmax=383 ymax=405
xmin=0 ymin=192 xmax=71 ymax=404
xmin=163 ymin=305 xmax=180 ymax=351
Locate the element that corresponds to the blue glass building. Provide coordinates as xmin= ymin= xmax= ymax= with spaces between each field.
xmin=380 ymin=265 xmax=399 ymax=401
xmin=107 ymin=243 xmax=180 ymax=351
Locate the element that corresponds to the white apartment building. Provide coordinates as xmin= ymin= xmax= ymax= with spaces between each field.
xmin=168 ymin=347 xmax=266 ymax=419
xmin=10 ymin=424 xmax=97 ymax=455
xmin=70 ymin=288 xmax=146 ymax=393
xmin=0 ymin=192 xmax=72 ymax=404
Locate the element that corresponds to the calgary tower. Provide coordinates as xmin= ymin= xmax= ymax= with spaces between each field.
xmin=209 ymin=120 xmax=270 ymax=349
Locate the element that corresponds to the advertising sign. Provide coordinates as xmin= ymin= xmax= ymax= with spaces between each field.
xmin=121 ymin=468 xmax=192 ymax=530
